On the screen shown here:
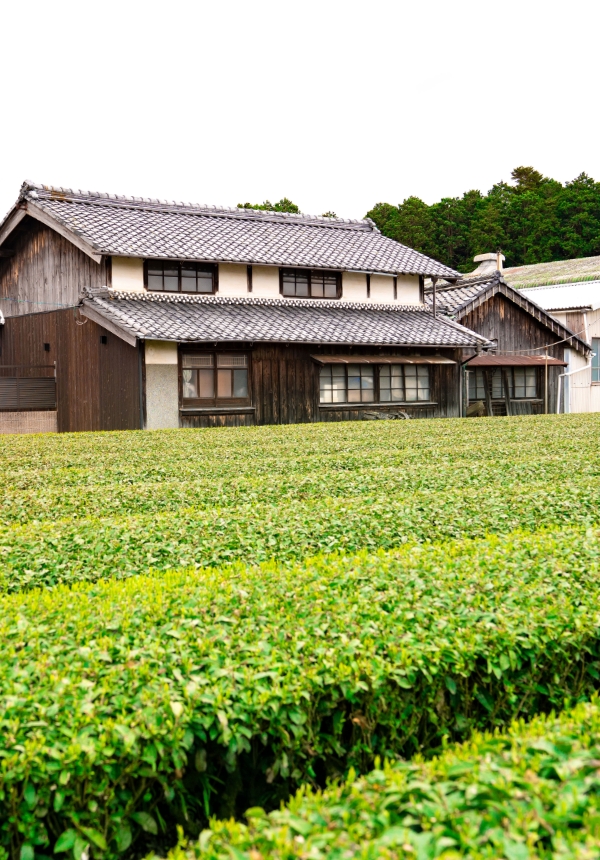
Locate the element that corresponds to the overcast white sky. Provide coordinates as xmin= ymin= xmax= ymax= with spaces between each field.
xmin=1 ymin=0 xmax=598 ymax=220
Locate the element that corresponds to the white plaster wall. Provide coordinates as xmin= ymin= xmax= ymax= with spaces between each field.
xmin=111 ymin=257 xmax=145 ymax=291
xmin=341 ymin=272 xmax=421 ymax=304
xmin=342 ymin=272 xmax=367 ymax=301
xmin=219 ymin=263 xmax=249 ymax=297
xmin=396 ymin=274 xmax=421 ymax=304
xmin=145 ymin=340 xmax=178 ymax=365
xmin=144 ymin=340 xmax=179 ymax=429
xmin=252 ymin=266 xmax=280 ymax=298
xmin=369 ymin=274 xmax=395 ymax=303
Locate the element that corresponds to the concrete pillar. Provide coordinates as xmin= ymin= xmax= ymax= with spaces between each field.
xmin=144 ymin=341 xmax=179 ymax=429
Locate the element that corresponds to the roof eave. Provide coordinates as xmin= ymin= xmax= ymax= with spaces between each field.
xmin=0 ymin=205 xmax=27 ymax=249
xmin=26 ymin=201 xmax=103 ymax=264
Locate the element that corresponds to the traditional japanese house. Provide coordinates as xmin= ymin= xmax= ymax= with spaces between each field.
xmin=0 ymin=182 xmax=491 ymax=433
xmin=426 ymin=255 xmax=590 ymax=416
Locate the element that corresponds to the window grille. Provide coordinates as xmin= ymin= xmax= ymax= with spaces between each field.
xmin=280 ymin=269 xmax=341 ymax=299
xmin=145 ymin=261 xmax=216 ymax=294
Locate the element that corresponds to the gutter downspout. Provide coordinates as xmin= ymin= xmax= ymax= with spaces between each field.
xmin=556 ymin=355 xmax=595 ymax=414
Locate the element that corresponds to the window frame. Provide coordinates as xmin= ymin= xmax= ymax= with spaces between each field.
xmin=179 ymin=349 xmax=252 ymax=409
xmin=144 ymin=260 xmax=218 ymax=295
xmin=279 ymin=268 xmax=342 ymax=300
xmin=592 ymin=338 xmax=600 ymax=384
xmin=318 ymin=362 xmax=433 ymax=406
xmin=468 ymin=367 xmax=540 ymax=401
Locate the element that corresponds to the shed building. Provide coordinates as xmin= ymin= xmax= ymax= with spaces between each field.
xmin=426 ymin=266 xmax=590 ymax=416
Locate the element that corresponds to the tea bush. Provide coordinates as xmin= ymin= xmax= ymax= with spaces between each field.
xmin=188 ymin=699 xmax=600 ymax=860
xmin=4 ymin=526 xmax=600 ymax=858
xmin=1 ymin=415 xmax=600 ymax=592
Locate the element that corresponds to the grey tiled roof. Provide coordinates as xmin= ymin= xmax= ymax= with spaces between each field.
xmin=10 ymin=182 xmax=460 ymax=278
xmin=81 ymin=289 xmax=490 ymax=347
xmin=424 ymin=273 xmax=590 ymax=355
xmin=426 ymin=275 xmax=495 ymax=313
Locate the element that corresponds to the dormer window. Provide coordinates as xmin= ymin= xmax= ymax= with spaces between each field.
xmin=280 ymin=268 xmax=341 ymax=299
xmin=145 ymin=261 xmax=217 ymax=294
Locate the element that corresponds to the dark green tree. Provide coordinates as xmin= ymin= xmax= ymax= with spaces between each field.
xmin=366 ymin=167 xmax=600 ymax=271
xmin=238 ymin=198 xmax=300 ymax=214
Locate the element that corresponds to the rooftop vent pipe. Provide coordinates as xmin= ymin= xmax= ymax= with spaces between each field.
xmin=470 ymin=251 xmax=505 ymax=277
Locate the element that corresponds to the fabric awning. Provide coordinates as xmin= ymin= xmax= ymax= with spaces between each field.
xmin=310 ymin=355 xmax=456 ymax=365
xmin=466 ymin=354 xmax=567 ymax=367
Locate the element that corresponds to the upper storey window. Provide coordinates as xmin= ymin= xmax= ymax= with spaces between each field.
xmin=145 ymin=261 xmax=217 ymax=294
xmin=280 ymin=268 xmax=341 ymax=299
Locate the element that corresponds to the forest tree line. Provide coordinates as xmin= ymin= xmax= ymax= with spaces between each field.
xmin=239 ymin=167 xmax=600 ymax=272
xmin=366 ymin=167 xmax=600 ymax=272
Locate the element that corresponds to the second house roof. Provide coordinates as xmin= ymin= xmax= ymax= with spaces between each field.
xmin=80 ymin=289 xmax=490 ymax=349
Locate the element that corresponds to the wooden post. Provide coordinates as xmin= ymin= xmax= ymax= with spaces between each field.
xmin=483 ymin=370 xmax=493 ymax=417
xmin=432 ymin=277 xmax=438 ymax=318
xmin=544 ymin=351 xmax=549 ymax=414
xmin=501 ymin=368 xmax=511 ymax=416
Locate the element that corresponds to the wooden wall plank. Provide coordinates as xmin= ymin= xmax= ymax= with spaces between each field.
xmin=0 ymin=218 xmax=109 ymax=318
xmin=0 ymin=309 xmax=139 ymax=432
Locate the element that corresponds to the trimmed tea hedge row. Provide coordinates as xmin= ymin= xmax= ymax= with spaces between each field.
xmin=2 ymin=483 xmax=600 ymax=593
xmin=189 ymin=699 xmax=600 ymax=860
xmin=1 ymin=415 xmax=600 ymax=592
xmin=1 ymin=416 xmax=600 ymax=527
xmin=4 ymin=526 xmax=600 ymax=858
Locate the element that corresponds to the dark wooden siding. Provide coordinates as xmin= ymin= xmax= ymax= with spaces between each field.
xmin=181 ymin=413 xmax=255 ymax=429
xmin=459 ymin=294 xmax=565 ymax=414
xmin=180 ymin=343 xmax=462 ymax=427
xmin=0 ymin=218 xmax=109 ymax=317
xmin=563 ymin=311 xmax=586 ymax=339
xmin=0 ymin=309 xmax=140 ymax=431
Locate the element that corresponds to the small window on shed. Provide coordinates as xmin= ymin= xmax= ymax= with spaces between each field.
xmin=592 ymin=338 xmax=600 ymax=383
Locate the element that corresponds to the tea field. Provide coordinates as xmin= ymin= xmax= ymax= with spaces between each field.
xmin=2 ymin=414 xmax=600 ymax=860
xmin=1 ymin=414 xmax=600 ymax=592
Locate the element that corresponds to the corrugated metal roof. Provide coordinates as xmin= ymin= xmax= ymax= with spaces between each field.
xmin=502 ymin=256 xmax=600 ymax=289
xmin=520 ymin=281 xmax=600 ymax=311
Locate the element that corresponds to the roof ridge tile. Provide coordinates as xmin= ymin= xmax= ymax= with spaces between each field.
xmin=20 ymin=181 xmax=373 ymax=230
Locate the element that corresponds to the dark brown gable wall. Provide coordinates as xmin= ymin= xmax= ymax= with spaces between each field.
xmin=0 ymin=218 xmax=109 ymax=317
xmin=0 ymin=309 xmax=140 ymax=431
xmin=459 ymin=294 xmax=565 ymax=359
xmin=458 ymin=293 xmax=565 ymax=413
